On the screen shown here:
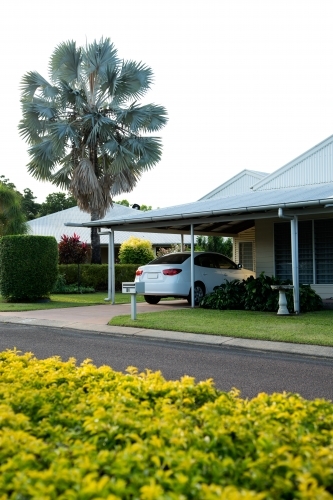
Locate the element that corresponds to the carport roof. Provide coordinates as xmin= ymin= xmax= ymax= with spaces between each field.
xmin=66 ymin=183 xmax=333 ymax=236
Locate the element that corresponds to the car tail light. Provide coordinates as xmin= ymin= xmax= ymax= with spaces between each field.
xmin=136 ymin=270 xmax=143 ymax=276
xmin=162 ymin=268 xmax=182 ymax=276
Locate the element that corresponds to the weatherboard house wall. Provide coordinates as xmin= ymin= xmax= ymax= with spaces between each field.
xmin=252 ymin=135 xmax=333 ymax=299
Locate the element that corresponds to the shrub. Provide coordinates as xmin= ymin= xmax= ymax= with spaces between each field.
xmin=51 ymin=274 xmax=95 ymax=294
xmin=118 ymin=236 xmax=154 ymax=265
xmin=0 ymin=235 xmax=58 ymax=301
xmin=58 ymin=233 xmax=88 ymax=264
xmin=58 ymin=264 xmax=138 ymax=291
xmin=0 ymin=350 xmax=333 ymax=499
xmin=201 ymin=273 xmax=323 ymax=313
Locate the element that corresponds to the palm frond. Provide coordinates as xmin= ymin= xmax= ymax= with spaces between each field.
xmin=109 ymin=167 xmax=141 ymax=196
xmin=123 ymin=136 xmax=163 ymax=170
xmin=50 ymin=40 xmax=82 ymax=83
xmin=114 ymin=61 xmax=153 ymax=102
xmin=115 ymin=102 xmax=168 ymax=133
xmin=83 ymin=38 xmax=118 ymax=78
xmin=20 ymin=71 xmax=59 ymax=99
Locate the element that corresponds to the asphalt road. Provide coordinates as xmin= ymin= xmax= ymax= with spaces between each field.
xmin=0 ymin=323 xmax=332 ymax=400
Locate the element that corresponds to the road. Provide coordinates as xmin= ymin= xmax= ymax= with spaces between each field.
xmin=0 ymin=323 xmax=332 ymax=400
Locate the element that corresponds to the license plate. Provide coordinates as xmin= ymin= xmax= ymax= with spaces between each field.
xmin=147 ymin=273 xmax=158 ymax=279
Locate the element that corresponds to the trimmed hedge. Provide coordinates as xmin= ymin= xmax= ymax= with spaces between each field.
xmin=118 ymin=236 xmax=154 ymax=265
xmin=0 ymin=235 xmax=58 ymax=301
xmin=0 ymin=350 xmax=333 ymax=499
xmin=58 ymin=264 xmax=139 ymax=291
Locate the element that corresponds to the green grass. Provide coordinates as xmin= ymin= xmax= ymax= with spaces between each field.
xmin=0 ymin=293 xmax=145 ymax=312
xmin=109 ymin=308 xmax=333 ymax=347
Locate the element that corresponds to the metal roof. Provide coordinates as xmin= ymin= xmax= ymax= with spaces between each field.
xmin=198 ymin=169 xmax=268 ymax=200
xmin=29 ymin=204 xmax=192 ymax=245
xmin=66 ymin=183 xmax=333 ymax=236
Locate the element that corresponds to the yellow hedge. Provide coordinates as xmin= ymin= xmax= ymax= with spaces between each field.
xmin=0 ymin=350 xmax=333 ymax=499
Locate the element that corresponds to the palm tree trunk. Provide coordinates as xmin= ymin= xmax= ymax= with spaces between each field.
xmin=90 ymin=209 xmax=102 ymax=264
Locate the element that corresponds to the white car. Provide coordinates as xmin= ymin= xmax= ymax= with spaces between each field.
xmin=135 ymin=251 xmax=254 ymax=305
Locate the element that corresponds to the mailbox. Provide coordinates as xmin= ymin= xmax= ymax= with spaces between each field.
xmin=122 ymin=282 xmax=145 ymax=294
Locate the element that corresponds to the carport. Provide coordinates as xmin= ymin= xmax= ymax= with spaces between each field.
xmin=65 ymin=184 xmax=333 ymax=313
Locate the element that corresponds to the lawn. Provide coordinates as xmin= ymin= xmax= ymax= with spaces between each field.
xmin=0 ymin=293 xmax=145 ymax=312
xmin=109 ymin=308 xmax=333 ymax=347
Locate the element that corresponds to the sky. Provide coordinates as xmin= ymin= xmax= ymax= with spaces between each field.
xmin=2 ymin=0 xmax=333 ymax=208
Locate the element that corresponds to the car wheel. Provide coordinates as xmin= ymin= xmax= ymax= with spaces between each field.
xmin=187 ymin=282 xmax=205 ymax=305
xmin=144 ymin=295 xmax=161 ymax=305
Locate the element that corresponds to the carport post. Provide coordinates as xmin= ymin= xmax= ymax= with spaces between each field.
xmin=101 ymin=229 xmax=115 ymax=304
xmin=190 ymin=224 xmax=195 ymax=308
xmin=291 ymin=216 xmax=300 ymax=314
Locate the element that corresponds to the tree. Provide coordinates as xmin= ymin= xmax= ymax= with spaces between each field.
xmin=0 ymin=183 xmax=28 ymax=236
xmin=196 ymin=236 xmax=233 ymax=258
xmin=21 ymin=188 xmax=41 ymax=220
xmin=39 ymin=192 xmax=77 ymax=217
xmin=114 ymin=199 xmax=152 ymax=211
xmin=19 ymin=38 xmax=168 ymax=264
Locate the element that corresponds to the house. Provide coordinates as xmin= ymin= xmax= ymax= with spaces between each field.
xmin=67 ymin=134 xmax=333 ymax=308
xmin=28 ymin=204 xmax=191 ymax=262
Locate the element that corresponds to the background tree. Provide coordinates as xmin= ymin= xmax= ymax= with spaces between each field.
xmin=196 ymin=236 xmax=233 ymax=258
xmin=19 ymin=38 xmax=167 ymax=264
xmin=0 ymin=183 xmax=28 ymax=236
xmin=39 ymin=192 xmax=77 ymax=217
xmin=114 ymin=199 xmax=152 ymax=211
xmin=21 ymin=188 xmax=41 ymax=220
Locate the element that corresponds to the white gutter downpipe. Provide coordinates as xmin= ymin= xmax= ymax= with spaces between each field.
xmin=278 ymin=208 xmax=300 ymax=313
xmin=190 ymin=224 xmax=195 ymax=308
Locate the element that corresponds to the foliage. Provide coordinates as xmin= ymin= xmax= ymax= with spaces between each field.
xmin=58 ymin=233 xmax=88 ymax=264
xmin=19 ymin=38 xmax=167 ymax=263
xmin=21 ymin=187 xmax=41 ymax=220
xmin=200 ymin=273 xmax=323 ymax=313
xmin=51 ymin=274 xmax=95 ymax=294
xmin=0 ymin=235 xmax=58 ymax=301
xmin=39 ymin=192 xmax=77 ymax=216
xmin=0 ymin=350 xmax=333 ymax=499
xmin=156 ymin=243 xmax=190 ymax=257
xmin=118 ymin=236 xmax=154 ymax=265
xmin=115 ymin=199 xmax=153 ymax=211
xmin=0 ymin=183 xmax=28 ymax=236
xmin=58 ymin=263 xmax=138 ymax=291
xmin=196 ymin=235 xmax=233 ymax=258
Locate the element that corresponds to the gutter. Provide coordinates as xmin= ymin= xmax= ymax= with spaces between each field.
xmin=65 ymin=197 xmax=333 ymax=228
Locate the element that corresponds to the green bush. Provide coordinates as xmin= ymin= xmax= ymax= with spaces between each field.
xmin=201 ymin=273 xmax=323 ymax=313
xmin=0 ymin=350 xmax=333 ymax=499
xmin=118 ymin=236 xmax=154 ymax=265
xmin=58 ymin=264 xmax=138 ymax=291
xmin=51 ymin=274 xmax=95 ymax=294
xmin=0 ymin=235 xmax=58 ymax=301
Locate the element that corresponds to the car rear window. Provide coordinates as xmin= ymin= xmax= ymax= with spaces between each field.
xmin=149 ymin=254 xmax=190 ymax=265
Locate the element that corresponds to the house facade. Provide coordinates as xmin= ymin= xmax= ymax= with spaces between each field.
xmin=200 ymin=136 xmax=333 ymax=298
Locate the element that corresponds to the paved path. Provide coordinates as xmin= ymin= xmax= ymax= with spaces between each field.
xmin=0 ymin=301 xmax=333 ymax=359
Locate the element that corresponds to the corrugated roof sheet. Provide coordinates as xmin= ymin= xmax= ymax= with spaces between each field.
xmin=29 ymin=205 xmax=192 ymax=244
xmin=74 ymin=183 xmax=333 ymax=228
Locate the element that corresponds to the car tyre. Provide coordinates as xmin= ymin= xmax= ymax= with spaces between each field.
xmin=144 ymin=295 xmax=161 ymax=305
xmin=187 ymin=282 xmax=205 ymax=305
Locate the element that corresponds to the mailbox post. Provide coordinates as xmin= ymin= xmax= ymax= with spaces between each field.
xmin=122 ymin=282 xmax=145 ymax=320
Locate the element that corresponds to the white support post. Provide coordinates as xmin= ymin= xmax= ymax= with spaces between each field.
xmin=291 ymin=216 xmax=300 ymax=314
xmin=181 ymin=234 xmax=184 ymax=251
xmin=190 ymin=224 xmax=195 ymax=308
xmin=110 ymin=230 xmax=115 ymax=304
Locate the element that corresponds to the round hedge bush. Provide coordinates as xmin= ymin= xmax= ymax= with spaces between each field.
xmin=0 ymin=235 xmax=58 ymax=301
xmin=118 ymin=236 xmax=154 ymax=265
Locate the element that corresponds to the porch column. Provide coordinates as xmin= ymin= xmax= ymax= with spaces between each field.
xmin=190 ymin=224 xmax=195 ymax=308
xmin=291 ymin=216 xmax=300 ymax=313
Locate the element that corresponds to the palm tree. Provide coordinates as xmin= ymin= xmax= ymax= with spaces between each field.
xmin=19 ymin=38 xmax=168 ymax=263
xmin=0 ymin=183 xmax=28 ymax=236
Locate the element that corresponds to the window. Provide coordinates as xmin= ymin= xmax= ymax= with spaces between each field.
xmin=274 ymin=219 xmax=333 ymax=284
xmin=239 ymin=242 xmax=254 ymax=271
